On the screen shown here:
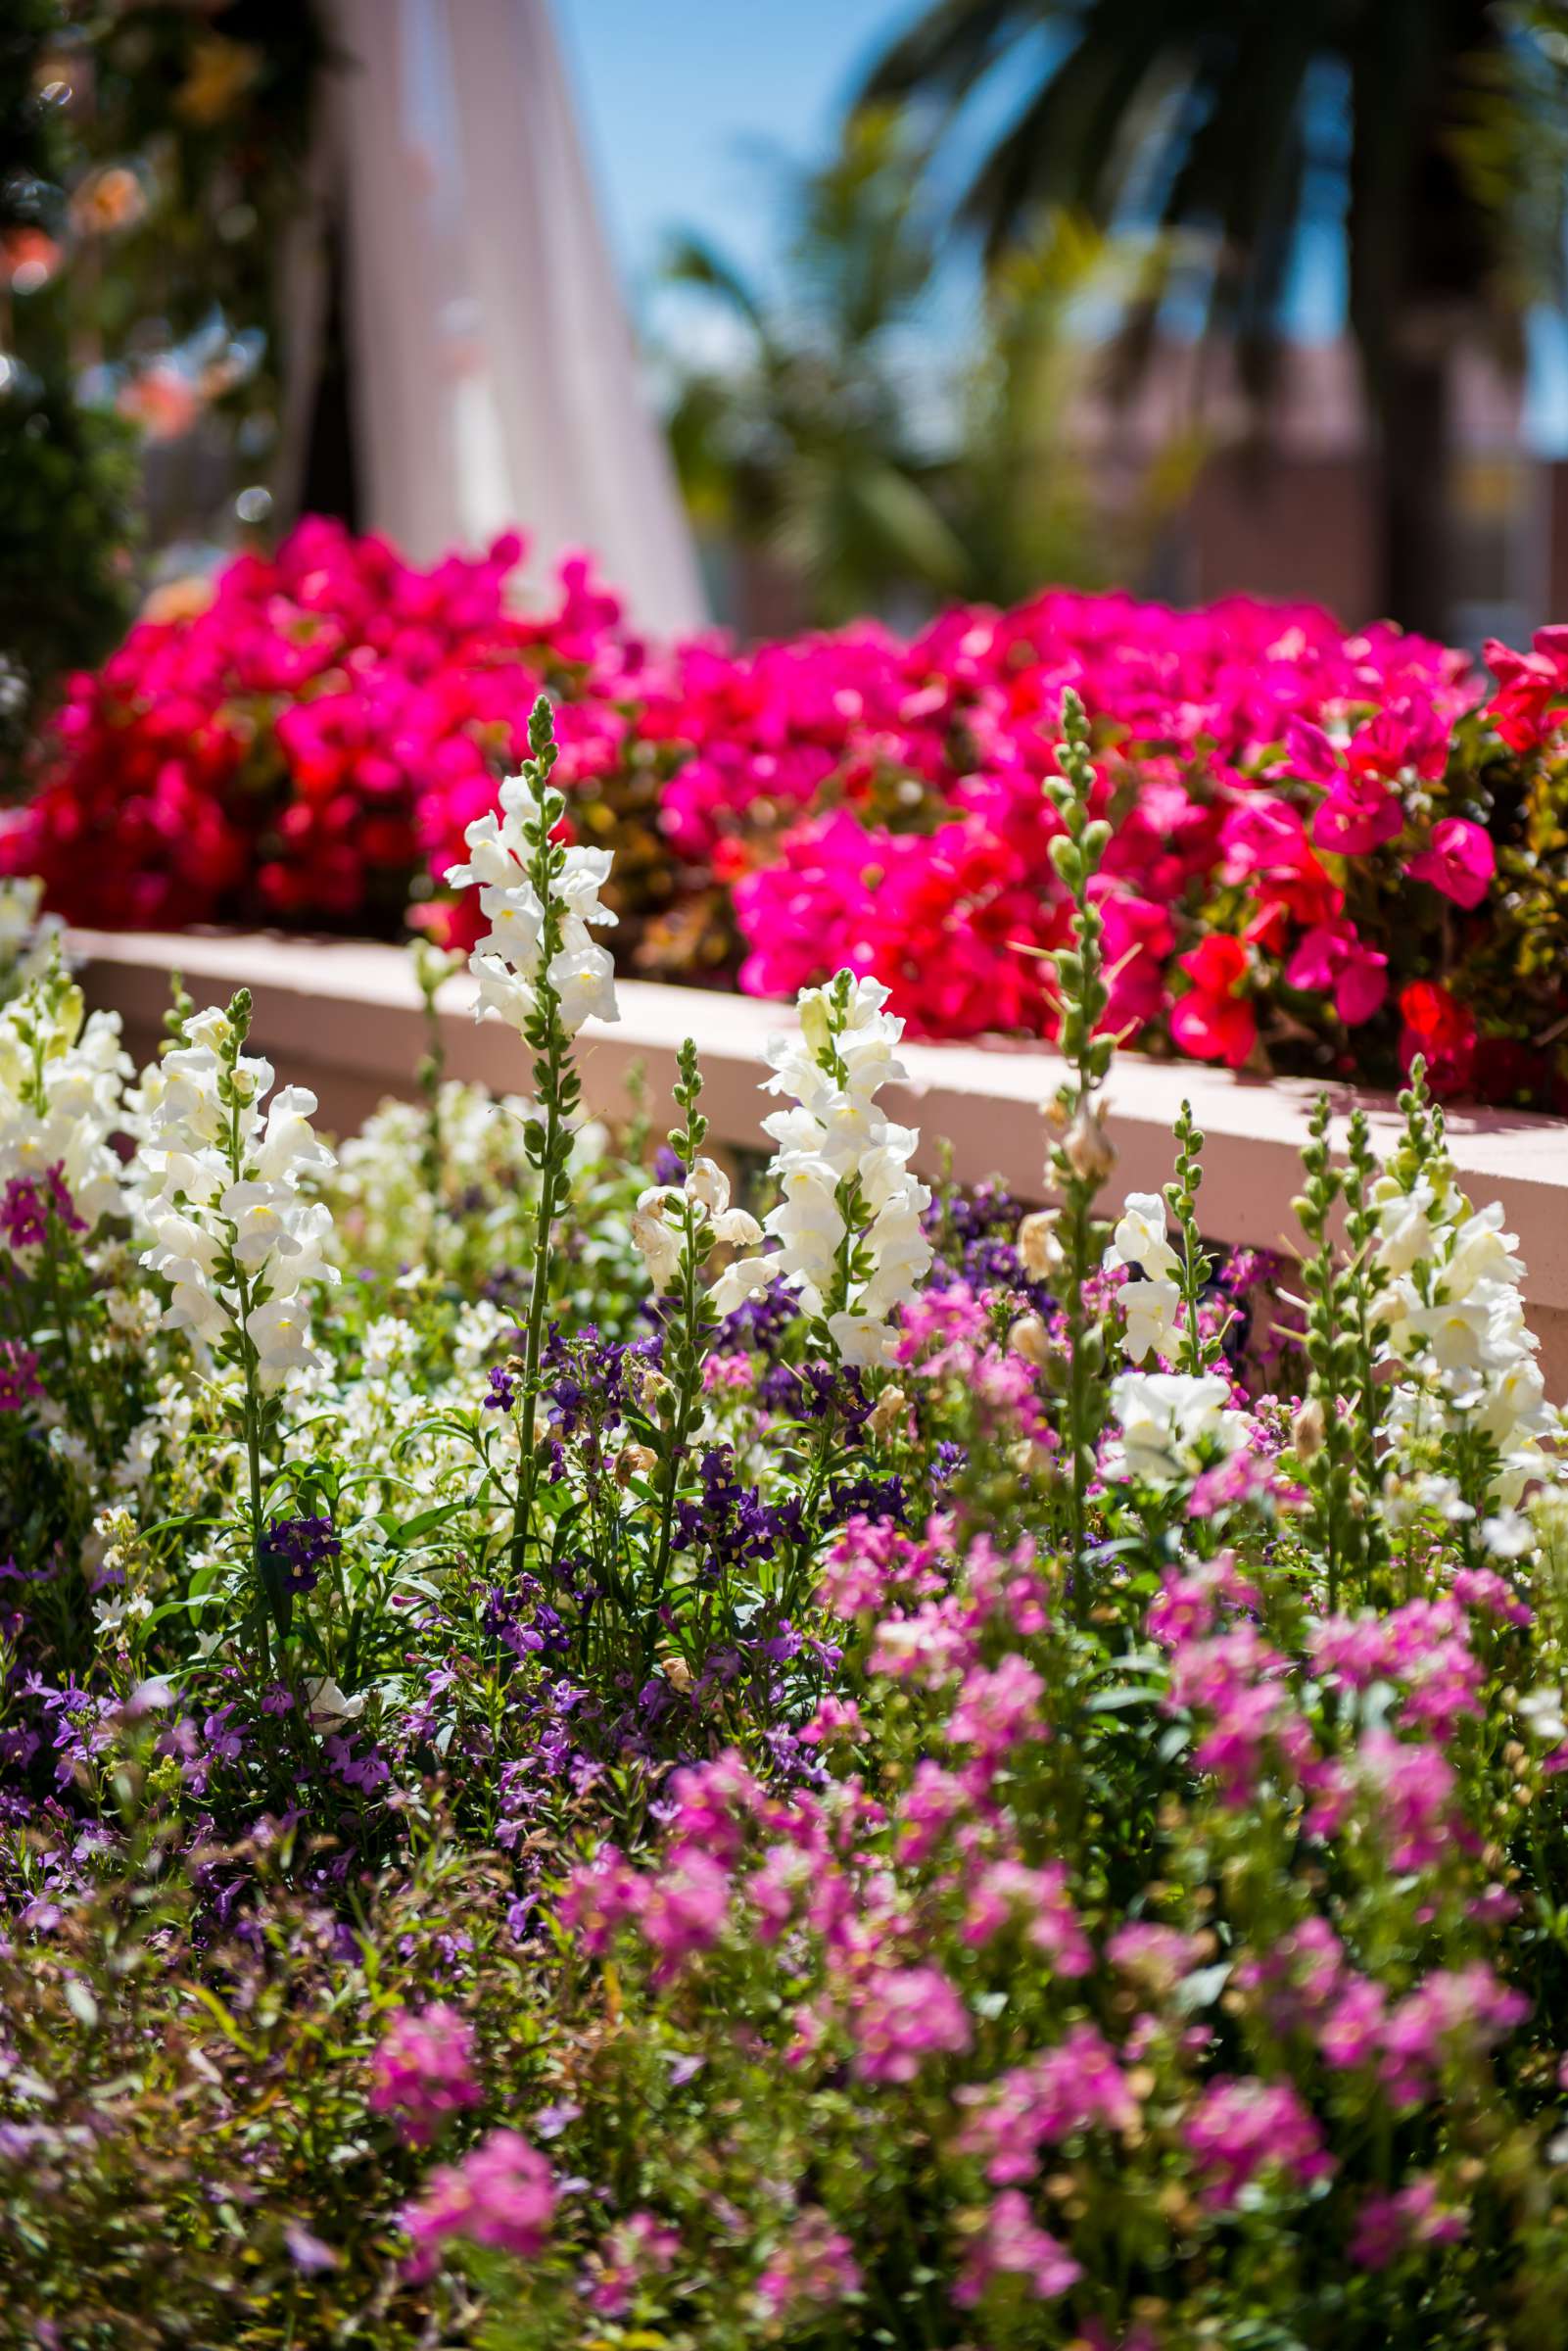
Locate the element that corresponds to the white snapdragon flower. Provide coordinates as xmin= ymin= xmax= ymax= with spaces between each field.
xmin=1370 ymin=1153 xmax=1552 ymax=1511
xmin=1482 ymin=1508 xmax=1534 ymax=1559
xmin=1105 ymin=1188 xmax=1187 ymax=1365
xmin=1109 ymin=1369 xmax=1246 ymax=1485
xmin=1121 ymin=1277 xmax=1182 ymax=1367
xmin=1372 ymin=1176 xmax=1449 ymax=1277
xmin=718 ymin=973 xmax=931 ymax=1364
xmin=331 ymin=1077 xmax=546 ymax=1273
xmin=0 ymin=958 xmax=133 ymax=1238
xmin=304 ymin=1675 xmax=365 ymax=1731
xmin=632 ymin=1155 xmax=764 ymax=1297
xmin=138 ymin=999 xmax=337 ymax=1391
xmin=446 ymin=765 xmax=618 ymax=1036
xmin=1518 ymin=1686 xmax=1568 ymax=1744
xmin=1107 ymin=1192 xmax=1181 ymax=1282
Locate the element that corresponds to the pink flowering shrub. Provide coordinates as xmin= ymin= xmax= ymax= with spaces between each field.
xmin=16 ymin=518 xmax=1568 ymax=1105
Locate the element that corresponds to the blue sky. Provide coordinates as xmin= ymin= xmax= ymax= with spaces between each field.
xmin=560 ymin=0 xmax=915 ymax=300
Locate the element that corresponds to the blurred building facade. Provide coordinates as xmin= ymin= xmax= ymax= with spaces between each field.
xmin=1086 ymin=338 xmax=1551 ymax=648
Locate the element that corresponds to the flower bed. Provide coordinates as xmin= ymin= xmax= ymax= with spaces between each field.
xmin=12 ymin=518 xmax=1568 ymax=1107
xmin=8 ymin=701 xmax=1568 ymax=2346
xmin=70 ymin=920 xmax=1568 ymax=1396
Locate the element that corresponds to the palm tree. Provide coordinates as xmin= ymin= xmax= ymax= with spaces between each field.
xmin=861 ymin=0 xmax=1568 ymax=636
xmin=662 ymin=108 xmax=970 ymax=626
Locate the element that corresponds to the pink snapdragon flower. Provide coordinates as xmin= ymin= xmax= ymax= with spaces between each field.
xmin=1185 ymin=2077 xmax=1333 ymax=2209
xmin=582 ymin=2210 xmax=680 ymax=2317
xmin=1356 ymin=1732 xmax=1457 ymax=1875
xmin=962 ymin=1858 xmax=1091 ymax=1974
xmin=557 ymin=1843 xmax=641 ymax=1956
xmin=851 ymin=1963 xmax=971 ymax=2083
xmin=1350 ymin=2175 xmax=1467 ymax=2271
xmin=369 ymin=2001 xmax=481 ymax=2146
xmin=1310 ymin=1599 xmax=1484 ymax=1739
xmin=754 ymin=2208 xmax=862 ymax=2320
xmin=402 ymin=2129 xmax=555 ymax=2280
xmin=952 ymin=2189 xmax=1082 ymax=2308
xmin=1165 ymin=1622 xmax=1315 ymax=1800
xmin=1379 ymin=1965 xmax=1528 ymax=2107
xmin=955 ymin=2025 xmax=1137 ymax=2183
xmin=947 ymin=1654 xmax=1047 ymax=1760
xmin=635 ymin=1846 xmax=732 ymax=1979
xmin=0 ymin=1341 xmax=44 ymax=1413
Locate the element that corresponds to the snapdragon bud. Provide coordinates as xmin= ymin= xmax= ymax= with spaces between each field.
xmin=1010 ymin=1314 xmax=1054 ymax=1370
xmin=1291 ymin=1397 xmax=1326 ymax=1461
xmin=615 ymin=1442 xmax=658 ymax=1488
xmin=867 ymin=1384 xmax=908 ymax=1442
xmin=797 ymin=988 xmax=833 ymax=1059
xmin=1018 ymin=1209 xmax=1062 ymax=1277
xmin=1063 ymin=1100 xmax=1117 ymax=1185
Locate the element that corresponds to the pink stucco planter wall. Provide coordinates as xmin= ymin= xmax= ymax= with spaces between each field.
xmin=72 ymin=927 xmax=1568 ymax=1393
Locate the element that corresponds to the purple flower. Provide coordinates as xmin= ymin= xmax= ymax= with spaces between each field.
xmin=262 ymin=1513 xmax=340 ymax=1598
xmin=1 ymin=1166 xmax=85 ymax=1251
xmin=0 ymin=1341 xmax=44 ymax=1413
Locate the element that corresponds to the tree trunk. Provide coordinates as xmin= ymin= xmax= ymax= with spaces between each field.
xmin=1374 ymin=333 xmax=1452 ymax=640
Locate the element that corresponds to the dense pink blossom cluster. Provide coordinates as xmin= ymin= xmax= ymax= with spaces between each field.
xmin=2 ymin=522 xmax=647 ymax=933
xmin=14 ymin=519 xmax=1568 ymax=1103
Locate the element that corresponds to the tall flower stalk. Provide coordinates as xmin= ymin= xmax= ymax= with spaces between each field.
xmin=138 ymin=987 xmax=335 ymax=1667
xmin=1295 ymin=1097 xmax=1364 ymax=1615
xmin=720 ymin=969 xmax=932 ymax=1366
xmin=0 ymin=945 xmax=131 ymax=1457
xmin=1040 ymin=688 xmax=1116 ymax=1608
xmin=445 ymin=696 xmax=619 ymax=1571
xmin=1370 ymin=1057 xmax=1551 ymax=1549
xmin=714 ymin=969 xmax=933 ymax=1610
xmin=411 ymin=938 xmax=462 ymax=1239
xmin=630 ymin=1042 xmax=762 ymax=1642
xmin=1165 ymin=1101 xmax=1224 ymax=1373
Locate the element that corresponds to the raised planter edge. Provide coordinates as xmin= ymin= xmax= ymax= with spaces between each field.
xmin=69 ymin=926 xmax=1568 ymax=1387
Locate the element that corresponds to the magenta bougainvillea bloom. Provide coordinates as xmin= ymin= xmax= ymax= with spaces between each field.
xmin=1284 ymin=920 xmax=1389 ymax=1026
xmin=1168 ymin=935 xmax=1257 ymax=1068
xmin=1404 ymin=816 xmax=1496 ymax=908
xmin=14 ymin=515 xmax=1568 ymax=1104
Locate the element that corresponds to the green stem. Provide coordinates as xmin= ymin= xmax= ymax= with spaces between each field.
xmin=649 ymin=1197 xmax=701 ymax=1615
xmin=43 ymin=1240 xmax=101 ymax=1462
xmin=784 ymin=1400 xmax=839 ymax=1625
xmin=512 ymin=1063 xmax=564 ymax=1574
xmin=232 ymin=1271 xmax=271 ymax=1681
xmin=224 ymin=1070 xmax=270 ymax=1680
